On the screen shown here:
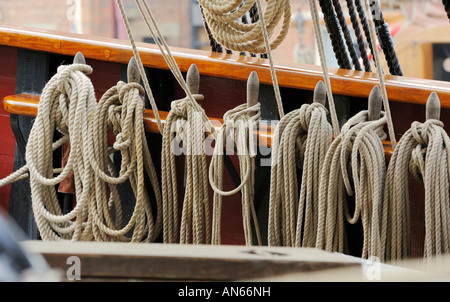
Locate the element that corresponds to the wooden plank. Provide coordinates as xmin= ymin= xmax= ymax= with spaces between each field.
xmin=1 ymin=24 xmax=450 ymax=108
xmin=21 ymin=241 xmax=361 ymax=281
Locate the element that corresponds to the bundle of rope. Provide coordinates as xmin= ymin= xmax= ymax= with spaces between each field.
xmin=0 ymin=53 xmax=97 ymax=241
xmin=86 ymin=57 xmax=162 ymax=242
xmin=198 ymin=0 xmax=291 ymax=54
xmin=267 ymin=81 xmax=332 ymax=247
xmin=315 ymin=86 xmax=388 ymax=259
xmin=161 ymin=64 xmax=211 ymax=244
xmin=381 ymin=92 xmax=450 ymax=262
xmin=209 ymin=71 xmax=262 ymax=246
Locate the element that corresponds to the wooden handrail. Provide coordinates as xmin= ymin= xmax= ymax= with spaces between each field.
xmin=1 ymin=23 xmax=450 ymax=108
xmin=3 ymin=94 xmax=394 ymax=159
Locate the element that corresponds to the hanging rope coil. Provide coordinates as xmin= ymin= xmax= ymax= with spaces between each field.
xmin=316 ymin=108 xmax=387 ymax=258
xmin=198 ymin=0 xmax=291 ymax=54
xmin=381 ymin=96 xmax=450 ymax=261
xmin=161 ymin=95 xmax=211 ymax=244
xmin=24 ymin=63 xmax=96 ymax=241
xmin=86 ymin=78 xmax=162 ymax=242
xmin=267 ymin=98 xmax=332 ymax=247
xmin=209 ymin=102 xmax=262 ymax=246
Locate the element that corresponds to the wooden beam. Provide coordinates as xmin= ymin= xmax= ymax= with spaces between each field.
xmin=21 ymin=240 xmax=361 ymax=281
xmin=1 ymin=24 xmax=450 ymax=108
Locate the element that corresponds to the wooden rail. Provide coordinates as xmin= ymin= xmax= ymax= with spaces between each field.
xmin=3 ymin=94 xmax=394 ymax=158
xmin=1 ymin=23 xmax=450 ymax=108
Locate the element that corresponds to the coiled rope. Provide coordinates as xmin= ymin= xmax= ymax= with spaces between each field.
xmin=381 ymin=93 xmax=450 ymax=262
xmin=86 ymin=59 xmax=162 ymax=242
xmin=267 ymin=81 xmax=332 ymax=247
xmin=209 ymin=72 xmax=262 ymax=246
xmin=0 ymin=59 xmax=98 ymax=241
xmin=161 ymin=65 xmax=211 ymax=244
xmin=316 ymin=86 xmax=387 ymax=259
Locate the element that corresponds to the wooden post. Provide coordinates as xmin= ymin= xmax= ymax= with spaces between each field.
xmin=73 ymin=51 xmax=86 ymax=65
xmin=127 ymin=57 xmax=140 ymax=84
xmin=247 ymin=71 xmax=259 ymax=117
xmin=187 ymin=63 xmax=200 ymax=95
xmin=368 ymin=85 xmax=383 ymax=121
xmin=313 ymin=80 xmax=326 ymax=106
xmin=426 ymin=92 xmax=440 ymax=121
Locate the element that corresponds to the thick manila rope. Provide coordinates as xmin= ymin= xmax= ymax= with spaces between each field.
xmin=161 ymin=66 xmax=211 ymax=245
xmin=315 ymin=86 xmax=387 ymax=259
xmin=4 ymin=61 xmax=97 ymax=241
xmin=86 ymin=60 xmax=163 ymax=242
xmin=381 ymin=93 xmax=450 ymax=262
xmin=209 ymin=72 xmax=262 ymax=246
xmin=267 ymin=81 xmax=332 ymax=247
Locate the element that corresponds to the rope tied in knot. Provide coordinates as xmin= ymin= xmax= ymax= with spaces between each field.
xmin=87 ymin=80 xmax=162 ymax=242
xmin=268 ymin=101 xmax=332 ymax=248
xmin=316 ymin=109 xmax=388 ymax=259
xmin=161 ymin=95 xmax=211 ymax=244
xmin=209 ymin=102 xmax=261 ymax=246
xmin=382 ymin=118 xmax=450 ymax=261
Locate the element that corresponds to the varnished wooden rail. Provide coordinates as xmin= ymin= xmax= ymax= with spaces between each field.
xmin=1 ymin=23 xmax=450 ymax=108
xmin=3 ymin=94 xmax=394 ymax=158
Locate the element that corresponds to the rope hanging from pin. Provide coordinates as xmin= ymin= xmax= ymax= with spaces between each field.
xmin=161 ymin=64 xmax=211 ymax=244
xmin=315 ymin=86 xmax=388 ymax=259
xmin=0 ymin=53 xmax=96 ymax=241
xmin=86 ymin=58 xmax=163 ymax=242
xmin=267 ymin=81 xmax=332 ymax=247
xmin=209 ymin=71 xmax=262 ymax=246
xmin=380 ymin=93 xmax=450 ymax=262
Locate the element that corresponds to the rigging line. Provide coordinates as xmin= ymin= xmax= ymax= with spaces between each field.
xmin=135 ymin=0 xmax=218 ymax=140
xmin=370 ymin=0 xmax=403 ymax=76
xmin=362 ymin=0 xmax=397 ymax=150
xmin=318 ymin=0 xmax=352 ymax=70
xmin=255 ymin=0 xmax=285 ymax=119
xmin=308 ymin=0 xmax=341 ymax=136
xmin=354 ymin=0 xmax=378 ymax=68
xmin=345 ymin=0 xmax=372 ymax=72
xmin=331 ymin=0 xmax=362 ymax=71
xmin=116 ymin=0 xmax=163 ymax=133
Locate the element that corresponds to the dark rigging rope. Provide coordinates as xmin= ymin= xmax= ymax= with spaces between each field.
xmin=318 ymin=0 xmax=352 ymax=70
xmin=345 ymin=0 xmax=372 ymax=72
xmin=442 ymin=0 xmax=450 ymax=22
xmin=331 ymin=0 xmax=362 ymax=71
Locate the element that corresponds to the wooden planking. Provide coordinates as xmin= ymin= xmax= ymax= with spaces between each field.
xmin=21 ymin=240 xmax=361 ymax=281
xmin=1 ymin=24 xmax=450 ymax=108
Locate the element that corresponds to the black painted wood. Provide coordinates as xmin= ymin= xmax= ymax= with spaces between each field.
xmin=9 ymin=49 xmax=50 ymax=239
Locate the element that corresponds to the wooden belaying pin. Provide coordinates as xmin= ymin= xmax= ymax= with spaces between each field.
xmin=426 ymin=92 xmax=441 ymax=121
xmin=368 ymin=85 xmax=383 ymax=121
xmin=127 ymin=57 xmax=141 ymax=84
xmin=187 ymin=64 xmax=200 ymax=95
xmin=313 ymin=80 xmax=326 ymax=106
xmin=247 ymin=71 xmax=259 ymax=117
xmin=73 ymin=51 xmax=86 ymax=65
